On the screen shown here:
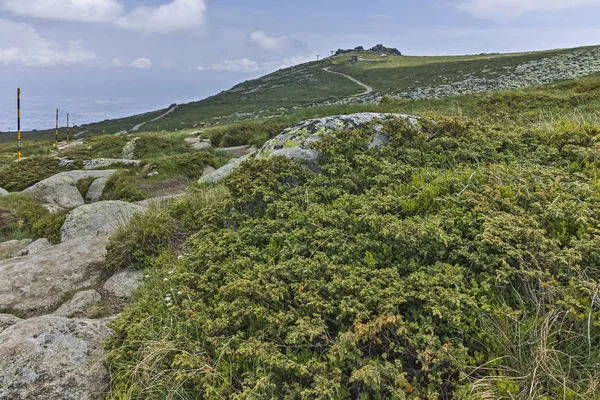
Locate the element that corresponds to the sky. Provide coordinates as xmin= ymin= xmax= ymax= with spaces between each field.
xmin=1 ymin=0 xmax=600 ymax=130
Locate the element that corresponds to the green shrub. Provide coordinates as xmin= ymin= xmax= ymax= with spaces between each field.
xmin=149 ymin=152 xmax=219 ymax=180
xmin=101 ymin=170 xmax=147 ymax=202
xmin=131 ymin=135 xmax=191 ymax=159
xmin=0 ymin=194 xmax=66 ymax=243
xmin=76 ymin=177 xmax=96 ymax=198
xmin=0 ymin=157 xmax=74 ymax=191
xmin=106 ymin=116 xmax=600 ymax=399
xmin=61 ymin=135 xmax=129 ymax=159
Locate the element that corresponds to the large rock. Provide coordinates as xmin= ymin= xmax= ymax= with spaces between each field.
xmin=185 ymin=137 xmax=212 ymax=151
xmin=23 ymin=170 xmax=117 ymax=212
xmin=0 ymin=314 xmax=21 ymax=333
xmin=61 ymin=201 xmax=146 ymax=242
xmin=217 ymin=145 xmax=254 ymax=157
xmin=0 ymin=316 xmax=112 ymax=400
xmin=83 ymin=158 xmax=142 ymax=170
xmin=85 ymin=178 xmax=108 ymax=203
xmin=53 ymin=290 xmax=102 ymax=318
xmin=199 ymin=154 xmax=253 ymax=183
xmin=0 ymin=236 xmax=109 ymax=315
xmin=103 ymin=269 xmax=143 ymax=299
xmin=0 ymin=187 xmax=8 ymax=196
xmin=257 ymin=113 xmax=416 ymax=160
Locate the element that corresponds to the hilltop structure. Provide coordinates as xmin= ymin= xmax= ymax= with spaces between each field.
xmin=335 ymin=44 xmax=402 ymax=56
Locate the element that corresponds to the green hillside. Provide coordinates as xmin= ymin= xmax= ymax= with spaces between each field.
xmin=77 ymin=44 xmax=600 ymax=134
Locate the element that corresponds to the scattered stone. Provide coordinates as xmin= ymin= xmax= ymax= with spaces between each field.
xmin=146 ymin=171 xmax=159 ymax=178
xmin=0 ymin=316 xmax=112 ymax=400
xmin=114 ymin=130 xmax=128 ymax=136
xmin=53 ymin=290 xmax=102 ymax=318
xmin=0 ymin=187 xmax=8 ymax=196
xmin=370 ymin=132 xmax=390 ymax=148
xmin=83 ymin=158 xmax=142 ymax=170
xmin=187 ymin=130 xmax=203 ymax=135
xmin=0 ymin=314 xmax=21 ymax=333
xmin=16 ymin=238 xmax=52 ymax=257
xmin=61 ymin=201 xmax=146 ymax=242
xmin=185 ymin=137 xmax=212 ymax=151
xmin=0 ymin=236 xmax=109 ymax=315
xmin=23 ymin=170 xmax=117 ymax=212
xmin=122 ymin=137 xmax=140 ymax=159
xmin=85 ymin=178 xmax=108 ymax=203
xmin=103 ymin=269 xmax=143 ymax=299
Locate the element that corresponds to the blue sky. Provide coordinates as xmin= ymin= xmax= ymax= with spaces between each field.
xmin=1 ymin=0 xmax=600 ymax=130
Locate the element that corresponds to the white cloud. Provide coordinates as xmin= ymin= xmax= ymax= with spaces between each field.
xmin=248 ymin=31 xmax=304 ymax=52
xmin=0 ymin=19 xmax=96 ymax=66
xmin=0 ymin=0 xmax=207 ymax=34
xmin=210 ymin=58 xmax=260 ymax=73
xmin=264 ymin=55 xmax=316 ymax=72
xmin=129 ymin=58 xmax=152 ymax=69
xmin=112 ymin=58 xmax=122 ymax=66
xmin=116 ymin=0 xmax=207 ymax=35
xmin=458 ymin=0 xmax=600 ymax=19
xmin=194 ymin=65 xmax=206 ymax=71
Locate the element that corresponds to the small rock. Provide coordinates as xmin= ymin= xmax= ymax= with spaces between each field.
xmin=146 ymin=171 xmax=159 ymax=178
xmin=199 ymin=154 xmax=253 ymax=184
xmin=114 ymin=130 xmax=128 ymax=136
xmin=202 ymin=165 xmax=216 ymax=177
xmin=217 ymin=145 xmax=253 ymax=157
xmin=61 ymin=201 xmax=146 ymax=242
xmin=0 ymin=316 xmax=113 ymax=400
xmin=103 ymin=269 xmax=143 ymax=299
xmin=53 ymin=290 xmax=102 ymax=318
xmin=185 ymin=137 xmax=212 ymax=151
xmin=16 ymin=238 xmax=52 ymax=257
xmin=122 ymin=137 xmax=140 ymax=159
xmin=0 ymin=187 xmax=9 ymax=196
xmin=85 ymin=178 xmax=108 ymax=203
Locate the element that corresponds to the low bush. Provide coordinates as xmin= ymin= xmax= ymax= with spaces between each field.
xmin=106 ymin=116 xmax=600 ymax=399
xmin=0 ymin=157 xmax=75 ymax=191
xmin=0 ymin=194 xmax=66 ymax=243
xmin=206 ymin=121 xmax=288 ymax=147
xmin=101 ymin=170 xmax=147 ymax=202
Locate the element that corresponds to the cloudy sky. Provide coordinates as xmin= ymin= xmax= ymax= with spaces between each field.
xmin=1 ymin=0 xmax=600 ymax=130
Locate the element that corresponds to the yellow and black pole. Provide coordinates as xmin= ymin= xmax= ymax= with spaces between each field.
xmin=17 ymin=88 xmax=21 ymax=160
xmin=55 ymin=109 xmax=59 ymax=148
xmin=66 ymin=113 xmax=69 ymax=144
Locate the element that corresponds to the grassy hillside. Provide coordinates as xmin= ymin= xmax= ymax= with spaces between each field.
xmin=65 ymin=44 xmax=600 ymax=135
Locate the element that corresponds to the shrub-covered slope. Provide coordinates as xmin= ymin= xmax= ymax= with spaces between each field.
xmin=106 ymin=116 xmax=600 ymax=399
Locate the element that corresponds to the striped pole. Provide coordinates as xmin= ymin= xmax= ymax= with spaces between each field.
xmin=17 ymin=88 xmax=21 ymax=160
xmin=66 ymin=113 xmax=69 ymax=144
xmin=55 ymin=109 xmax=59 ymax=149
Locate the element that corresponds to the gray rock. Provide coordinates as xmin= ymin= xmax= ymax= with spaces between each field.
xmin=23 ymin=170 xmax=117 ymax=212
xmin=61 ymin=201 xmax=146 ymax=242
xmin=0 ymin=314 xmax=21 ymax=333
xmin=0 ymin=316 xmax=112 ymax=400
xmin=85 ymin=178 xmax=108 ymax=203
xmin=114 ymin=130 xmax=128 ymax=136
xmin=257 ymin=113 xmax=416 ymax=161
xmin=57 ymin=157 xmax=76 ymax=168
xmin=122 ymin=137 xmax=140 ymax=159
xmin=103 ymin=269 xmax=143 ymax=299
xmin=202 ymin=165 xmax=216 ymax=177
xmin=53 ymin=290 xmax=102 ymax=318
xmin=218 ymin=145 xmax=253 ymax=157
xmin=0 ymin=239 xmax=33 ymax=260
xmin=83 ymin=158 xmax=141 ymax=170
xmin=0 ymin=236 xmax=108 ymax=315
xmin=185 ymin=137 xmax=212 ymax=151
xmin=0 ymin=187 xmax=9 ymax=196
xmin=271 ymin=148 xmax=319 ymax=164
xmin=199 ymin=154 xmax=253 ymax=183
xmin=16 ymin=238 xmax=52 ymax=257
xmin=370 ymin=132 xmax=391 ymax=148
xmin=146 ymin=171 xmax=159 ymax=178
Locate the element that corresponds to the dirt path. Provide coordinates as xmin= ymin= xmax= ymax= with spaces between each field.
xmin=323 ymin=67 xmax=373 ymax=97
xmin=131 ymin=105 xmax=179 ymax=132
